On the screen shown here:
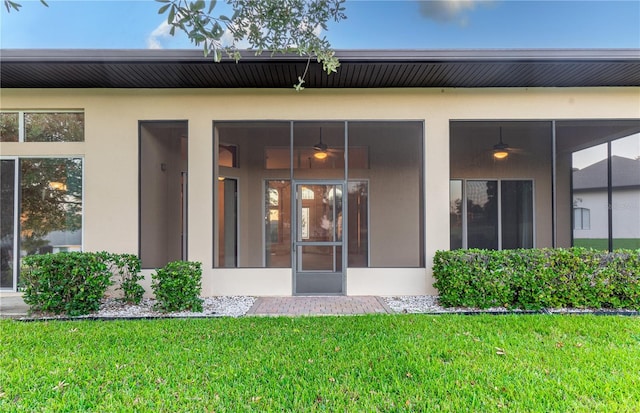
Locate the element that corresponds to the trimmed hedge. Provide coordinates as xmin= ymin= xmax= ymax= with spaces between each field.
xmin=21 ymin=252 xmax=144 ymax=316
xmin=151 ymin=260 xmax=203 ymax=313
xmin=22 ymin=252 xmax=112 ymax=316
xmin=433 ymin=248 xmax=640 ymax=310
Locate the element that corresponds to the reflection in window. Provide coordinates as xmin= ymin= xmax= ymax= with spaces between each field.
xmin=301 ymin=187 xmax=314 ymax=200
xmin=467 ymin=180 xmax=499 ymax=249
xmin=612 ymin=133 xmax=640 ymax=250
xmin=20 ymin=158 xmax=83 ymax=256
xmin=265 ymin=180 xmax=291 ymax=268
xmin=24 ymin=112 xmax=84 ymax=142
xmin=0 ymin=112 xmax=19 ymax=142
xmin=451 ymin=179 xmax=533 ymax=250
xmin=1 ymin=160 xmax=16 ymax=289
xmin=501 ymin=180 xmax=533 ymax=249
xmin=449 ymin=180 xmax=463 ymax=249
xmin=572 ymin=143 xmax=608 ymax=250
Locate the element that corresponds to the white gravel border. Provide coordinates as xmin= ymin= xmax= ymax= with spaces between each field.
xmin=94 ymin=296 xmax=257 ymax=318
xmin=384 ymin=295 xmax=639 ymax=314
xmin=23 ymin=296 xmax=256 ymax=320
xmin=20 ymin=295 xmax=638 ymax=320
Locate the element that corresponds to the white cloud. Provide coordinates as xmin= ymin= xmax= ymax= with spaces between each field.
xmin=147 ymin=20 xmax=172 ymax=49
xmin=220 ymin=26 xmax=252 ymax=49
xmin=418 ymin=0 xmax=494 ymax=25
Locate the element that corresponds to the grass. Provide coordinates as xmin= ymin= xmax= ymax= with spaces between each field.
xmin=573 ymin=238 xmax=640 ymax=250
xmin=1 ymin=315 xmax=639 ymax=412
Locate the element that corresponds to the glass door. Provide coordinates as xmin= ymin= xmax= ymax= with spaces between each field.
xmin=293 ymin=182 xmax=344 ymax=295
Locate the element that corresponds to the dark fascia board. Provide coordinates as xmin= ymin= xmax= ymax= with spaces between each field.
xmin=1 ymin=48 xmax=639 ymax=89
xmin=2 ymin=48 xmax=639 ymax=63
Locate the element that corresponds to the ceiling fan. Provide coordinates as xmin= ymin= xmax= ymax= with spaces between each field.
xmin=492 ymin=127 xmax=510 ymax=159
xmin=312 ymin=128 xmax=342 ymax=160
xmin=313 ymin=129 xmax=329 ymax=159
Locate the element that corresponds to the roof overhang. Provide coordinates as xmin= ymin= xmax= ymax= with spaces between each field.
xmin=1 ymin=49 xmax=639 ymax=89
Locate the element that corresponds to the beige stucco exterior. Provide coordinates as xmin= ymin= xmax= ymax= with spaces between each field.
xmin=1 ymin=87 xmax=639 ymax=295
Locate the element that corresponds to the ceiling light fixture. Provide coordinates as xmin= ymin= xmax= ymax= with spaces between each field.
xmin=493 ymin=127 xmax=509 ymax=160
xmin=313 ymin=129 xmax=329 ymax=160
xmin=313 ymin=151 xmax=328 ymax=160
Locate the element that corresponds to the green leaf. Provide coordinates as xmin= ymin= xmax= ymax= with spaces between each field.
xmin=158 ymin=3 xmax=171 ymax=14
xmin=193 ymin=0 xmax=205 ymax=11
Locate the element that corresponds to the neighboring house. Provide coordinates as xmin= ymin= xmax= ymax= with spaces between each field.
xmin=1 ymin=49 xmax=639 ymax=295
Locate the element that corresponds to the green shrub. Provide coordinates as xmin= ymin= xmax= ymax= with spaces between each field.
xmin=20 ymin=251 xmax=145 ymax=316
xmin=151 ymin=261 xmax=203 ymax=312
xmin=433 ymin=248 xmax=640 ymax=310
xmin=21 ymin=252 xmax=113 ymax=316
xmin=105 ymin=253 xmax=144 ymax=304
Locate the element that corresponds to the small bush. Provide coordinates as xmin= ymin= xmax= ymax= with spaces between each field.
xmin=105 ymin=253 xmax=144 ymax=304
xmin=151 ymin=261 xmax=203 ymax=312
xmin=21 ymin=252 xmax=113 ymax=316
xmin=433 ymin=248 xmax=640 ymax=310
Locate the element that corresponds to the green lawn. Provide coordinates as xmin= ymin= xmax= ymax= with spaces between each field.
xmin=573 ymin=238 xmax=640 ymax=250
xmin=1 ymin=315 xmax=639 ymax=412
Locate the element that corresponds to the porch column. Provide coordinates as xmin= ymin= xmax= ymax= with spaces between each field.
xmin=187 ymin=118 xmax=213 ymax=271
xmin=424 ymin=116 xmax=450 ymax=292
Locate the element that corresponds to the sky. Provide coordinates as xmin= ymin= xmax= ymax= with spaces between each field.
xmin=1 ymin=0 xmax=639 ymax=50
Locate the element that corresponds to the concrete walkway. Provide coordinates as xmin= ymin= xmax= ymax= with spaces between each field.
xmin=0 ymin=293 xmax=393 ymax=318
xmin=0 ymin=293 xmax=30 ymax=319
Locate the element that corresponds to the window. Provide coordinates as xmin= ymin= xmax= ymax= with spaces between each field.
xmin=0 ymin=111 xmax=84 ymax=142
xmin=450 ymin=179 xmax=534 ymax=250
xmin=20 ymin=158 xmax=83 ymax=255
xmin=573 ymin=208 xmax=591 ymax=230
xmin=0 ymin=157 xmax=83 ymax=290
xmin=0 ymin=112 xmax=19 ymax=142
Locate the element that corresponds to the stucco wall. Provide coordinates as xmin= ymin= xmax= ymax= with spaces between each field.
xmin=1 ymin=87 xmax=639 ymax=295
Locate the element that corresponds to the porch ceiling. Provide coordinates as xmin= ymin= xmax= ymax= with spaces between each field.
xmin=1 ymin=49 xmax=639 ymax=89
